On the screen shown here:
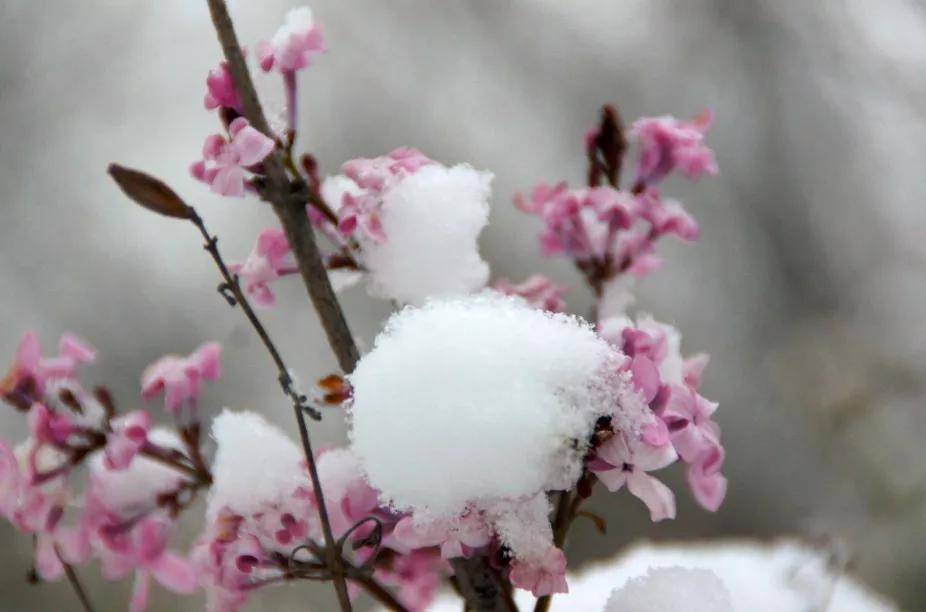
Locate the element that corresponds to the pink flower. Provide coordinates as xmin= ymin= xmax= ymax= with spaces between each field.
xmin=629 ymin=110 xmax=718 ymax=186
xmin=256 ymin=7 xmax=326 ymax=73
xmin=492 ymin=275 xmax=568 ymax=313
xmin=140 ymin=342 xmax=222 ymax=415
xmin=190 ymin=118 xmax=275 ymax=197
xmin=204 ymin=60 xmax=242 ymax=112
xmin=656 ymin=384 xmax=727 ymax=511
xmin=375 ymin=549 xmax=447 ymax=612
xmin=589 ymin=432 xmax=677 ymax=522
xmin=509 ymin=546 xmax=568 ymax=597
xmin=104 ymin=411 xmax=152 ymax=470
xmin=2 ymin=332 xmax=95 ymax=400
xmin=101 ymin=517 xmax=197 ymax=612
xmin=342 ymin=148 xmax=434 ymax=191
xmin=393 ymin=511 xmax=491 ymax=560
xmin=334 ymin=148 xmax=434 ymax=243
xmin=228 ymin=228 xmax=298 ymax=308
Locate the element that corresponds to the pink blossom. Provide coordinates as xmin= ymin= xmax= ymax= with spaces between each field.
xmin=190 ymin=118 xmax=275 ymax=197
xmin=2 ymin=332 xmax=95 ymax=400
xmin=256 ymin=7 xmax=326 ymax=73
xmin=629 ymin=110 xmax=718 ymax=186
xmin=204 ymin=60 xmax=242 ymax=112
xmin=656 ymin=383 xmax=727 ymax=511
xmin=334 ymin=148 xmax=434 ymax=243
xmin=508 ymin=545 xmax=568 ymax=597
xmin=589 ymin=432 xmax=677 ymax=522
xmin=228 ymin=228 xmax=298 ymax=308
xmin=600 ymin=315 xmax=728 ymax=512
xmin=140 ymin=342 xmax=222 ymax=415
xmin=514 ymin=184 xmax=637 ymax=261
xmin=342 ymin=148 xmax=434 ymax=191
xmin=393 ymin=511 xmax=491 ymax=560
xmin=492 ymin=275 xmax=568 ymax=313
xmin=375 ymin=549 xmax=447 ymax=612
xmin=99 ymin=516 xmax=197 ymax=612
xmin=104 ymin=411 xmax=152 ymax=470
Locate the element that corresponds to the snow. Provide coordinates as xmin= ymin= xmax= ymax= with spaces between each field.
xmin=88 ymin=428 xmax=184 ymax=516
xmin=421 ymin=539 xmax=897 ymax=611
xmin=206 ymin=410 xmax=305 ymax=521
xmin=364 ymin=164 xmax=492 ymax=305
xmin=349 ymin=293 xmax=637 ymax=519
xmin=488 ymin=493 xmax=553 ymax=562
xmin=604 ymin=567 xmax=732 ymax=612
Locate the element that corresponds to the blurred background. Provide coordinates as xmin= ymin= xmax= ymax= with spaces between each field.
xmin=1 ymin=0 xmax=924 ymax=609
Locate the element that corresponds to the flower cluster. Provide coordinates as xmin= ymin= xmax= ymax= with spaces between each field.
xmin=190 ymin=117 xmax=276 ymax=197
xmin=590 ymin=314 xmax=727 ymax=520
xmin=0 ymin=333 xmax=218 ymax=611
xmin=232 ymin=147 xmax=493 ymax=306
xmin=515 ymin=110 xmax=716 ymax=293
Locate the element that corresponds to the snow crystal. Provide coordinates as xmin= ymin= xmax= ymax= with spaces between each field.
xmin=349 ymin=293 xmax=638 ymax=518
xmin=315 ymin=447 xmax=363 ymax=502
xmin=488 ymin=493 xmax=553 ymax=563
xmin=604 ymin=567 xmax=733 ymax=612
xmin=364 ymin=164 xmax=491 ymax=304
xmin=206 ymin=410 xmax=305 ymax=521
xmin=88 ymin=429 xmax=185 ymax=516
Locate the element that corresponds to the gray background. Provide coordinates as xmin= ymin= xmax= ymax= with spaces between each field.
xmin=1 ymin=0 xmax=924 ymax=609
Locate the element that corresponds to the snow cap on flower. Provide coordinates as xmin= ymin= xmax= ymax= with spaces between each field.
xmin=324 ymin=151 xmax=493 ymax=305
xmin=604 ymin=566 xmax=733 ymax=612
xmin=141 ymin=342 xmax=221 ymax=416
xmin=206 ymin=410 xmax=305 ymax=522
xmin=257 ymin=6 xmax=326 ymax=73
xmin=190 ymin=118 xmax=275 ymax=197
xmin=349 ymin=293 xmax=644 ymax=519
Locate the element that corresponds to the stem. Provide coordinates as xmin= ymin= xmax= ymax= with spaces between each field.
xmin=187 ymin=207 xmax=351 ymax=610
xmin=350 ymin=573 xmax=408 ymax=612
xmin=450 ymin=557 xmax=517 ymax=612
xmin=204 ymin=3 xmax=511 ymax=610
xmin=139 ymin=443 xmax=211 ymax=484
xmin=205 ymin=0 xmax=360 ymax=374
xmin=56 ymin=547 xmax=95 ymax=612
xmin=284 ymin=70 xmax=298 ymax=135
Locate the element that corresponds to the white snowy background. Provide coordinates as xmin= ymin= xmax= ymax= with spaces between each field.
xmin=0 ymin=0 xmax=924 ymax=609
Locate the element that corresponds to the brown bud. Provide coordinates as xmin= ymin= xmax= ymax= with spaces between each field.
xmin=108 ymin=164 xmax=194 ymax=219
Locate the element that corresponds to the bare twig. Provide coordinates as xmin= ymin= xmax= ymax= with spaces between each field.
xmin=55 ymin=547 xmax=95 ymax=612
xmin=187 ymin=206 xmax=351 ymax=610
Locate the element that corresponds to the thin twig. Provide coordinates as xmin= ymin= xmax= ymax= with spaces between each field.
xmin=187 ymin=207 xmax=351 ymax=610
xmin=55 ymin=547 xmax=95 ymax=612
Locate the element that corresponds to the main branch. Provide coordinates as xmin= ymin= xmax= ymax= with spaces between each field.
xmin=205 ymin=0 xmax=359 ymax=374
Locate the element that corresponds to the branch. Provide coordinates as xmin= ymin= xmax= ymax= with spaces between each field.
xmin=450 ymin=557 xmax=517 ymax=612
xmin=205 ymin=0 xmax=360 ymax=374
xmin=55 ymin=546 xmax=95 ymax=612
xmin=187 ymin=207 xmax=351 ymax=610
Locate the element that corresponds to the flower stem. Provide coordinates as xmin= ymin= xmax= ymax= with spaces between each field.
xmin=187 ymin=204 xmax=351 ymax=610
xmin=56 ymin=546 xmax=95 ymax=612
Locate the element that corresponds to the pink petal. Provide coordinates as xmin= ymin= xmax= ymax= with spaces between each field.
xmin=233 ymin=125 xmax=275 ymax=167
xmin=58 ymin=333 xmax=96 ymax=363
xmin=211 ymin=165 xmax=246 ymax=197
xmin=191 ymin=342 xmax=222 ymax=381
xmin=130 ymin=570 xmax=151 ymax=612
xmin=150 ymin=551 xmax=198 ymax=594
xmin=626 ymin=471 xmax=676 ymax=522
